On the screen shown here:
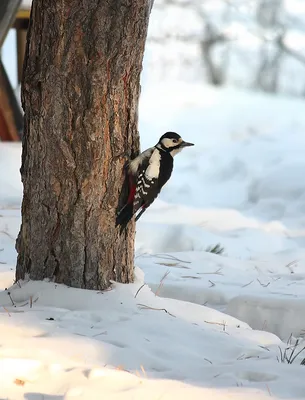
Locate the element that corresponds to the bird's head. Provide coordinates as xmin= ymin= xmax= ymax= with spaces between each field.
xmin=156 ymin=132 xmax=194 ymax=156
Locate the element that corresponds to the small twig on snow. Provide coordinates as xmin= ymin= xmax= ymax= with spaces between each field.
xmin=197 ymin=267 xmax=223 ymax=276
xmin=285 ymin=260 xmax=298 ymax=274
xmin=259 ymin=345 xmax=270 ymax=351
xmin=137 ymin=303 xmax=176 ymax=317
xmin=153 ymin=253 xmax=191 ymax=263
xmin=7 ymin=291 xmax=15 ymax=306
xmin=257 ymin=278 xmax=270 ymax=287
xmin=204 ymin=320 xmax=227 ymax=331
xmin=266 ymin=384 xmax=272 ymax=396
xmin=17 ymin=296 xmax=39 ymax=308
xmin=140 ymin=365 xmax=147 ymax=378
xmin=2 ymin=306 xmax=11 ymax=316
xmin=242 ymin=280 xmax=253 ymax=288
xmin=181 ymin=275 xmax=200 ymax=279
xmin=208 ymin=280 xmax=215 ymax=287
xmin=134 ymin=284 xmax=147 ymax=298
xmin=0 ymin=230 xmax=14 ymax=240
xmin=155 ymin=270 xmax=170 ymax=297
xmin=92 ymin=331 xmax=108 ymax=337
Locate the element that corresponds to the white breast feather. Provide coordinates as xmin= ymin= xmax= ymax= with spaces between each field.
xmin=129 ymin=148 xmax=154 ymax=175
xmin=145 ymin=149 xmax=161 ymax=179
xmin=170 ymin=148 xmax=182 ymax=157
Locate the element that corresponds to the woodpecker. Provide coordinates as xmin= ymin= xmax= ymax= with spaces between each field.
xmin=116 ymin=131 xmax=194 ymax=228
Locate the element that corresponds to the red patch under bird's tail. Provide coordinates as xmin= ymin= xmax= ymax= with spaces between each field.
xmin=116 ymin=175 xmax=136 ymax=229
xmin=127 ymin=176 xmax=136 ymax=205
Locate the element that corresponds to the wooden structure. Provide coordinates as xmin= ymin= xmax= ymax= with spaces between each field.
xmin=0 ymin=0 xmax=31 ymax=141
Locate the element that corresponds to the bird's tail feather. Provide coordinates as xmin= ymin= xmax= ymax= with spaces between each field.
xmin=116 ymin=203 xmax=134 ymax=230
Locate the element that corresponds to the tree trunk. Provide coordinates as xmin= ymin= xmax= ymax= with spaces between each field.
xmin=16 ymin=0 xmax=151 ymax=290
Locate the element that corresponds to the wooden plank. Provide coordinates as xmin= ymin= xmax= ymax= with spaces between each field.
xmin=0 ymin=105 xmax=11 ymax=141
xmin=0 ymin=60 xmax=23 ymax=141
xmin=16 ymin=9 xmax=31 ymax=19
xmin=0 ymin=0 xmax=22 ymax=47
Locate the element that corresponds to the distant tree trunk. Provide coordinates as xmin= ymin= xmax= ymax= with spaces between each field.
xmin=16 ymin=0 xmax=152 ymax=290
xmin=200 ymin=24 xmax=227 ymax=86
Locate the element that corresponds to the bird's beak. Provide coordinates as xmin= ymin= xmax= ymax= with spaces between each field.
xmin=180 ymin=141 xmax=194 ymax=148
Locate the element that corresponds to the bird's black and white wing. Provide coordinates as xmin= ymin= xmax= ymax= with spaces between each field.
xmin=128 ymin=147 xmax=154 ymax=178
xmin=133 ymin=148 xmax=173 ymax=215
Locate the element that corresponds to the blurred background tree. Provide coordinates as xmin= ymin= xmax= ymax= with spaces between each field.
xmin=145 ymin=0 xmax=305 ymax=96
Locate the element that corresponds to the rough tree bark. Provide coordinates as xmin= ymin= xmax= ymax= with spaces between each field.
xmin=16 ymin=0 xmax=152 ymax=289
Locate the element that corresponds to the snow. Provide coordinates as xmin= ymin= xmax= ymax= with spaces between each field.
xmin=2 ymin=81 xmax=305 ymax=397
xmin=0 ymin=144 xmax=22 ymax=208
xmin=136 ymin=82 xmax=305 ymax=342
xmin=0 ymin=269 xmax=304 ymax=399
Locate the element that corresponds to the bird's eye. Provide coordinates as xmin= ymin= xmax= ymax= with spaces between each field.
xmin=172 ymin=139 xmax=178 ymax=143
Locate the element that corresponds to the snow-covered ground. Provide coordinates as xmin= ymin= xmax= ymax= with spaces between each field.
xmin=2 ymin=83 xmax=305 ymax=398
xmin=137 ymin=83 xmax=305 ymax=340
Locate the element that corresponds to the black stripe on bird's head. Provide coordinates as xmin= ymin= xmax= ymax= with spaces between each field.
xmin=156 ymin=131 xmax=194 ymax=155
